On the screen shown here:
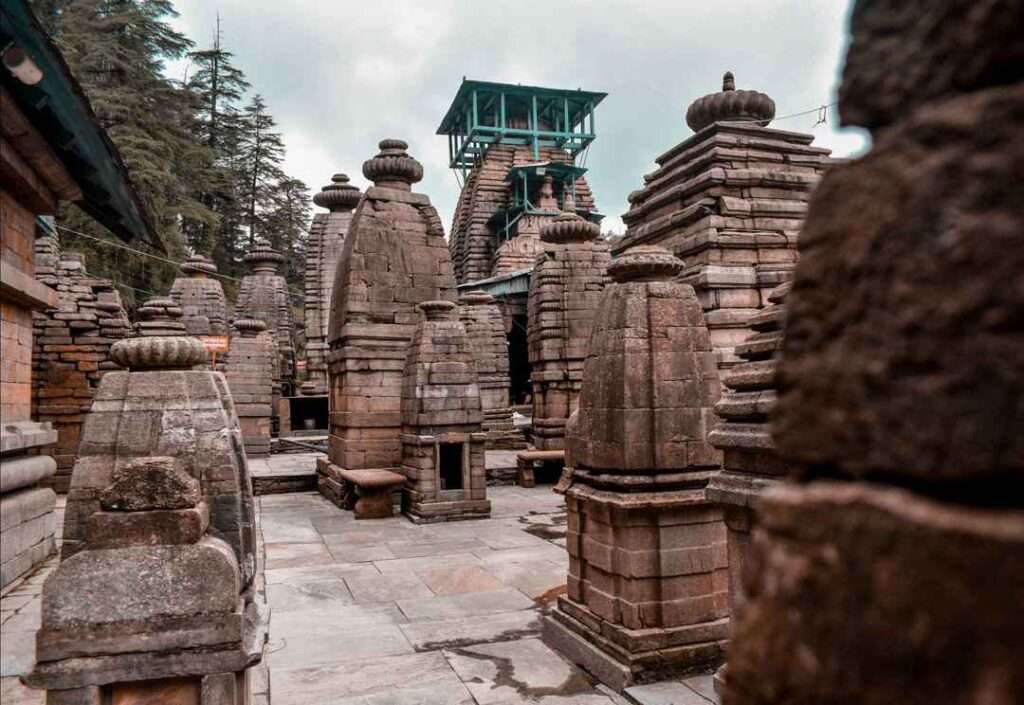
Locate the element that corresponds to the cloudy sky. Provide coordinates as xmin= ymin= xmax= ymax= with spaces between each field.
xmin=168 ymin=0 xmax=868 ymax=234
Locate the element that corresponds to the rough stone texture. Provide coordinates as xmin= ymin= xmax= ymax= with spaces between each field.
xmin=544 ymin=246 xmax=728 ymax=691
xmin=773 ymin=86 xmax=1024 ymax=488
xmin=168 ymin=255 xmax=228 ymax=337
xmin=221 ymin=319 xmax=276 ymax=458
xmin=725 ymin=482 xmax=1024 ymax=705
xmin=323 ymin=140 xmax=456 ymax=508
xmin=235 ymin=242 xmax=296 ymax=396
xmin=449 ymin=145 xmax=597 ymax=285
xmin=706 ymin=281 xmax=791 ymax=621
xmin=305 ymin=174 xmax=362 ymax=394
xmin=0 ymin=484 xmax=56 ymax=588
xmin=400 ymin=301 xmax=490 ymax=523
xmin=32 ymin=234 xmax=131 ymax=492
xmin=457 ymin=291 xmax=522 ymax=450
xmin=526 ymin=212 xmax=611 ymax=451
xmin=838 ymin=0 xmax=1024 ymax=131
xmin=28 ymin=301 xmax=266 ymax=701
xmin=723 ymin=8 xmax=1024 ymax=704
xmin=617 ymin=73 xmax=830 ymax=372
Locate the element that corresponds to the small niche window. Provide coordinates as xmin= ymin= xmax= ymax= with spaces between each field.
xmin=439 ymin=443 xmax=464 ymax=490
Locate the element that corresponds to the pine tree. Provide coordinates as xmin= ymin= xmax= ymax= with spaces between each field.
xmin=238 ymin=95 xmax=286 ymax=245
xmin=32 ymin=0 xmax=212 ymax=306
xmin=263 ymin=177 xmax=312 ymax=286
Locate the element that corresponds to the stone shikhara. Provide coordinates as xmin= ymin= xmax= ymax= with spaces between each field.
xmin=235 ymin=242 xmax=296 ymax=397
xmin=617 ymin=72 xmax=832 ymax=374
xmin=543 ymin=245 xmax=728 ymax=690
xmin=305 ymin=173 xmax=362 ymax=395
xmin=168 ymin=254 xmax=229 ymax=337
xmin=28 ymin=296 xmax=267 ymax=703
xmin=527 ymin=211 xmax=611 ymax=452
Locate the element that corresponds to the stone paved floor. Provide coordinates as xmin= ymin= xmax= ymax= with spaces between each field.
xmin=0 ymin=461 xmax=719 ymax=705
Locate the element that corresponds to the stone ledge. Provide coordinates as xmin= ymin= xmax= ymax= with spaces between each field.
xmin=0 ymin=260 xmax=59 ymax=311
xmin=1 ymin=421 xmax=58 ymax=455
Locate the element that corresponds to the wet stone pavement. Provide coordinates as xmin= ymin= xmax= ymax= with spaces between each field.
xmin=1 ymin=481 xmax=718 ymax=705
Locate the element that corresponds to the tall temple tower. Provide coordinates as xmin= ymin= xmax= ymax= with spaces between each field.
xmin=617 ymin=72 xmax=832 ymax=372
xmin=437 ymin=79 xmax=607 ymax=404
xmin=304 ymin=173 xmax=362 ymax=395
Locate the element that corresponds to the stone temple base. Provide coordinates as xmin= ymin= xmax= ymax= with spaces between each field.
xmin=402 ymin=492 xmax=491 ymax=524
xmin=543 ymin=596 xmax=727 ymax=692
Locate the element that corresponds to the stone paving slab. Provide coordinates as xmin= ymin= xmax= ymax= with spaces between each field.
xmin=272 ymin=652 xmax=474 ymax=705
xmin=0 ymin=485 xmax=721 ymax=704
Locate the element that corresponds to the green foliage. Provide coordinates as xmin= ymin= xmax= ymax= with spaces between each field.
xmin=31 ymin=1 xmax=311 ymax=309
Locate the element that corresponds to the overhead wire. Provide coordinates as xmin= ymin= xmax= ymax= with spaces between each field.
xmin=53 ymin=223 xmax=306 ymax=301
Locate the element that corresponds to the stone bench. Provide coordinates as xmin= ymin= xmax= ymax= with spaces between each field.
xmin=337 ymin=469 xmax=405 ymax=519
xmin=515 ymin=450 xmax=565 ymax=488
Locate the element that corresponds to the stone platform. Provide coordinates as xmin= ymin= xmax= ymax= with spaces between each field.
xmin=1 ymin=487 xmax=718 ymax=704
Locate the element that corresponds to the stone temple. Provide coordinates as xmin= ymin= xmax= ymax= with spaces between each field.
xmin=438 ymin=80 xmax=606 ymax=406
xmin=616 ymin=72 xmax=831 ymax=372
xmin=304 ymin=173 xmax=362 ymax=395
xmin=235 ymin=242 xmax=296 ymax=397
xmin=320 ymin=139 xmax=463 ymax=518
xmin=543 ymin=246 xmax=728 ymax=689
xmin=168 ymin=254 xmax=229 ymax=338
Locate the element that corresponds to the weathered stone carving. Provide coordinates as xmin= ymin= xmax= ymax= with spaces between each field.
xmin=28 ymin=296 xmax=266 ymax=703
xmin=543 ymin=246 xmax=727 ymax=690
xmin=457 ymin=290 xmax=521 ymax=450
xmin=221 ymin=319 xmax=276 ymax=457
xmin=321 ymin=139 xmax=457 ymax=511
xmin=235 ymin=241 xmax=295 ymax=395
xmin=526 ymin=211 xmax=610 ymax=451
xmin=400 ymin=300 xmax=490 ymax=522
xmin=305 ymin=174 xmax=362 ymax=394
xmin=618 ymin=72 xmax=830 ymax=373
xmin=168 ymin=254 xmax=229 ymax=337
xmin=31 ymin=234 xmax=132 ymax=492
xmin=722 ymin=3 xmax=1024 ymax=703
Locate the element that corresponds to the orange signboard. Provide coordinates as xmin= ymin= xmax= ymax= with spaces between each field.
xmin=198 ymin=335 xmax=229 ymax=353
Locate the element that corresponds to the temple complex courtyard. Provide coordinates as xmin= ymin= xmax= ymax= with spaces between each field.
xmin=2 ymin=455 xmax=719 ymax=705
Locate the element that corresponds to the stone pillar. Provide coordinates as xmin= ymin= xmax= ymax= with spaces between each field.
xmin=400 ymin=300 xmax=490 ymax=523
xmin=723 ymin=3 xmax=1024 ymax=703
xmin=168 ymin=254 xmax=229 ymax=337
xmin=705 ymin=280 xmax=791 ymax=690
xmin=322 ymin=139 xmax=457 ymax=509
xmin=235 ymin=242 xmax=295 ymax=396
xmin=617 ymin=72 xmax=831 ymax=373
xmin=32 ymin=234 xmax=132 ymax=492
xmin=457 ymin=290 xmax=522 ymax=450
xmin=305 ymin=174 xmax=362 ymax=394
xmin=29 ymin=296 xmax=266 ymax=703
xmin=527 ymin=211 xmax=610 ymax=451
xmin=543 ymin=246 xmax=728 ymax=691
xmin=222 ymin=319 xmax=275 ymax=457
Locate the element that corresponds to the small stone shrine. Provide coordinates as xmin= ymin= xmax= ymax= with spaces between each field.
xmin=29 ymin=294 xmax=266 ymax=703
xmin=235 ymin=241 xmax=296 ymax=395
xmin=32 ymin=233 xmax=132 ymax=492
xmin=222 ymin=318 xmax=276 ymax=457
xmin=617 ymin=72 xmax=830 ymax=371
xmin=457 ymin=290 xmax=521 ymax=450
xmin=705 ymin=279 xmax=791 ymax=688
xmin=305 ymin=173 xmax=362 ymax=394
xmin=526 ymin=210 xmax=610 ymax=451
xmin=723 ymin=2 xmax=1024 ymax=703
xmin=321 ymin=139 xmax=456 ymax=514
xmin=400 ymin=300 xmax=490 ymax=523
xmin=543 ymin=246 xmax=728 ymax=690
xmin=168 ymin=254 xmax=229 ymax=337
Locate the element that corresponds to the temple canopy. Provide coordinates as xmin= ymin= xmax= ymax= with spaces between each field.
xmin=436 ymin=79 xmax=606 ymax=174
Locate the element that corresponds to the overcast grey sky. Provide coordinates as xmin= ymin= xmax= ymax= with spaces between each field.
xmin=168 ymin=0 xmax=868 ymax=234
